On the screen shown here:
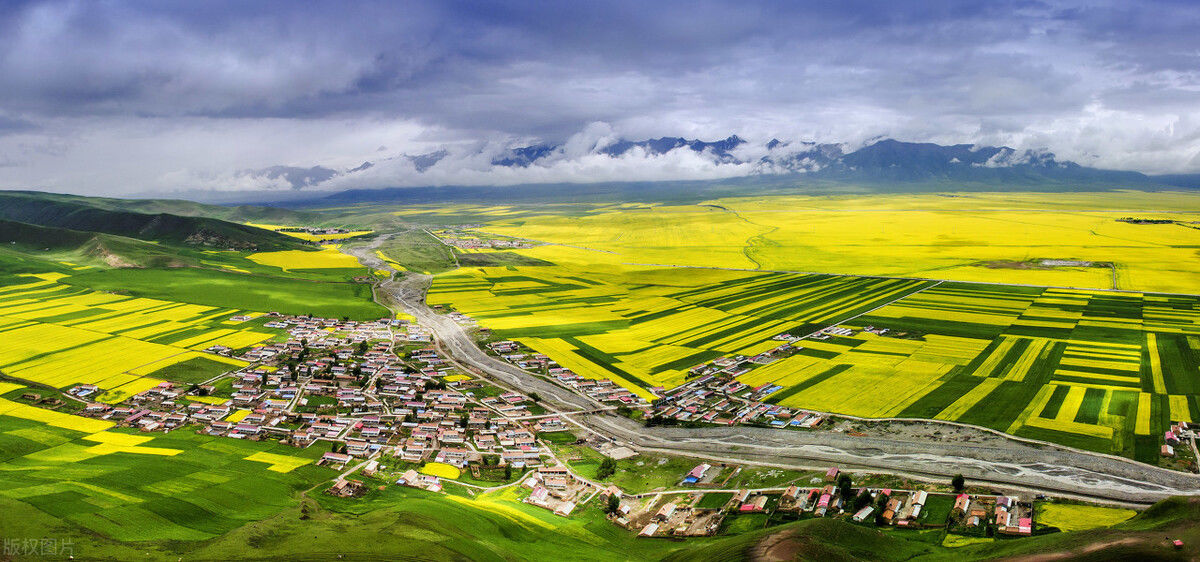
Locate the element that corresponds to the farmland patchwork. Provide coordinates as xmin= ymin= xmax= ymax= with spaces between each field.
xmin=432 ymin=262 xmax=1200 ymax=461
xmin=0 ymin=274 xmax=276 ymax=401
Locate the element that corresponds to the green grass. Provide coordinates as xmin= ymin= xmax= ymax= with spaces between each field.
xmin=551 ymin=443 xmax=606 ymax=481
xmin=725 ymin=467 xmax=819 ymax=489
xmin=456 ymin=251 xmax=552 ymax=268
xmin=186 ymin=484 xmax=720 ymax=561
xmin=697 ymin=492 xmax=734 ymax=509
xmin=539 ymin=430 xmax=579 ymax=444
xmin=918 ymin=494 xmax=955 ymax=526
xmin=146 ymin=356 xmax=241 ymax=384
xmin=610 ymin=454 xmax=703 ymax=492
xmin=723 ymin=512 xmax=769 ymax=534
xmin=209 ymin=377 xmax=235 ymax=398
xmin=374 ymin=230 xmax=458 ymax=274
xmin=0 ymin=419 xmax=334 ymax=545
xmin=297 ymin=394 xmax=336 ymax=412
xmin=62 ymin=267 xmax=388 ymax=320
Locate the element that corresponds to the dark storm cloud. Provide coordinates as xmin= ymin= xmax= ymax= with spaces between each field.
xmin=0 ymin=0 xmax=1198 ymax=194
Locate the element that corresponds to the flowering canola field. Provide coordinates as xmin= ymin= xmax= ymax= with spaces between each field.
xmin=420 ymin=192 xmax=1200 ymax=461
xmin=461 ymin=191 xmax=1200 ymax=294
xmin=0 ymin=274 xmax=276 ymax=401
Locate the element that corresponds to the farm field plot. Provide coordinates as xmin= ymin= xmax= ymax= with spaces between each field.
xmin=0 ymin=274 xmax=275 ymax=400
xmin=753 ymin=282 xmax=1200 ymax=461
xmin=246 ymin=245 xmax=364 ymax=271
xmin=0 ymin=396 xmax=332 ymax=542
xmin=244 ymin=222 xmax=373 ymax=241
xmin=416 ymin=190 xmax=1200 ymax=294
xmin=430 ymin=257 xmax=935 ymax=399
xmin=62 ymin=267 xmax=387 ymax=320
xmin=432 ymin=248 xmax=1200 ymax=461
xmin=1037 ymin=503 xmax=1136 ymax=532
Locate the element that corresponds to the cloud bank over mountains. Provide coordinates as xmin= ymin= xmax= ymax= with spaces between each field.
xmin=0 ymin=0 xmax=1198 ymax=195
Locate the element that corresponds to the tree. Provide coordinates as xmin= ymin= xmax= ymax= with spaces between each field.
xmin=853 ymin=488 xmax=873 ymax=511
xmin=952 ymin=474 xmax=966 ymax=492
xmin=835 ymin=473 xmax=854 ymax=497
xmin=596 ymin=458 xmax=617 ymax=480
xmin=529 ymin=392 xmax=542 ymax=403
xmin=605 ymin=493 xmax=621 ymax=515
xmin=504 ymin=464 xmax=513 ymax=480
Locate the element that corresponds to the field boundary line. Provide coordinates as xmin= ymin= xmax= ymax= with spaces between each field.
xmin=797 ymin=279 xmax=943 ymax=340
xmin=618 ymin=262 xmax=1200 ymax=298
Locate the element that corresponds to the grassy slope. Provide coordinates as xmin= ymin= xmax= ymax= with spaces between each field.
xmin=0 ymin=192 xmax=306 ymax=251
xmin=190 ymin=484 xmax=710 ymax=561
xmin=374 ymin=229 xmax=458 ymax=273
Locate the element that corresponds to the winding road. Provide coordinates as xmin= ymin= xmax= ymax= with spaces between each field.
xmin=346 ymin=241 xmax=1200 ymax=506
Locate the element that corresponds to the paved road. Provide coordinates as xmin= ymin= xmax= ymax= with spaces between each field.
xmin=348 ymin=246 xmax=1200 ymax=505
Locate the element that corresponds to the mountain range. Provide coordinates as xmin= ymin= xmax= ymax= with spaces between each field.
xmin=255 ymin=138 xmax=1196 ymax=197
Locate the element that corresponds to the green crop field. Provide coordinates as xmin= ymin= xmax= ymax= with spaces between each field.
xmin=0 ymin=399 xmax=334 ymax=543
xmin=697 ymin=492 xmax=734 ymax=509
xmin=737 ymin=282 xmax=1200 ymax=461
xmin=63 ymin=267 xmax=386 ymax=320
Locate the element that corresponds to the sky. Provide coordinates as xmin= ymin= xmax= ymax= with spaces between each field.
xmin=0 ymin=0 xmax=1199 ymax=196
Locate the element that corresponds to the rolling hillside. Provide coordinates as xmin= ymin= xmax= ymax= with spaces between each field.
xmin=0 ymin=191 xmax=307 ymax=251
xmin=0 ymin=219 xmax=206 ymax=268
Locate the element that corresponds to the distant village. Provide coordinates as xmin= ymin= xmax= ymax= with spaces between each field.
xmin=432 ymin=228 xmax=539 ymax=251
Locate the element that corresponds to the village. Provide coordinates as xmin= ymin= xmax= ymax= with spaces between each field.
xmin=431 ymin=228 xmax=540 ymax=251
xmin=24 ymin=307 xmax=1160 ymax=545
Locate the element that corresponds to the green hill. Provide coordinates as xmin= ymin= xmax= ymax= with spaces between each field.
xmin=0 ymin=190 xmax=323 ymax=224
xmin=0 ymin=191 xmax=306 ymax=251
xmin=0 ymin=218 xmax=195 ymax=268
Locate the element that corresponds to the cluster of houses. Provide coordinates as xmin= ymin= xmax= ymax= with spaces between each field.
xmin=1162 ymin=421 xmax=1194 ymax=458
xmin=487 ymin=340 xmax=647 ymax=406
xmin=811 ymin=325 xmax=854 ymax=339
xmin=650 ymin=372 xmax=826 ymax=429
xmin=634 ymin=498 xmax=725 ymax=538
xmin=617 ymin=463 xmax=1039 ymax=539
xmin=433 ymin=229 xmax=538 ymax=251
xmin=522 ymin=466 xmax=593 ymax=517
xmin=67 ymin=312 xmax=569 ymax=488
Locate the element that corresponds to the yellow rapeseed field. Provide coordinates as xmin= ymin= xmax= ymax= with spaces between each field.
xmin=245 ymin=222 xmax=373 ymax=241
xmin=244 ymin=451 xmax=311 ymax=472
xmin=0 ymin=277 xmax=271 ymax=400
xmin=420 ymin=462 xmax=462 ymax=479
xmin=413 ymin=191 xmax=1200 ymax=293
xmin=1037 ymin=503 xmax=1135 ymax=531
xmin=246 ymin=245 xmax=363 ymax=270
